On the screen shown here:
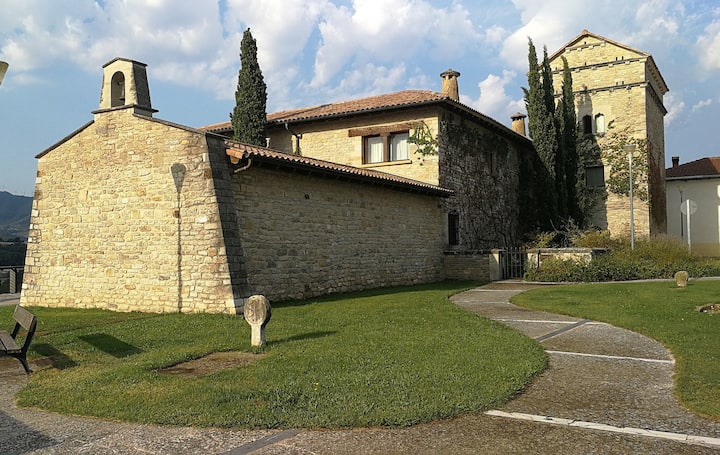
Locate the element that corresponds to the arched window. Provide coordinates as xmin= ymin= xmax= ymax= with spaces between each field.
xmin=582 ymin=115 xmax=593 ymax=135
xmin=595 ymin=114 xmax=606 ymax=136
xmin=110 ymin=71 xmax=125 ymax=107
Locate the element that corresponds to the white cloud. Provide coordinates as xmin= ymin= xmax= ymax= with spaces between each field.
xmin=463 ymin=70 xmax=524 ymax=122
xmin=692 ymin=98 xmax=713 ymax=111
xmin=311 ymin=0 xmax=480 ymax=86
xmin=697 ymin=19 xmax=720 ymax=71
xmin=664 ymin=92 xmax=686 ymax=126
xmin=484 ymin=25 xmax=507 ymax=45
xmin=499 ymin=0 xmax=680 ymax=69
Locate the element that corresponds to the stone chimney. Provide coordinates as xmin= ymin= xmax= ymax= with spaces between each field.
xmin=672 ymin=156 xmax=679 ymax=167
xmin=511 ymin=112 xmax=527 ymax=136
xmin=440 ymin=69 xmax=460 ymax=102
xmin=96 ymin=57 xmax=157 ymax=117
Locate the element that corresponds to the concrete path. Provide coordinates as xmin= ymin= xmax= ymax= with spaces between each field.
xmin=1 ymin=283 xmax=719 ymax=454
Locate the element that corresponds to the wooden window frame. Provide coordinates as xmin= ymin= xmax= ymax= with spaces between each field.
xmin=361 ymin=131 xmax=410 ymax=164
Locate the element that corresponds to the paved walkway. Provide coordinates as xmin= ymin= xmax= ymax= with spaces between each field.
xmin=1 ymin=283 xmax=720 ymax=454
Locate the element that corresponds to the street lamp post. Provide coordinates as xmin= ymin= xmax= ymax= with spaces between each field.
xmin=624 ymin=143 xmax=636 ymax=250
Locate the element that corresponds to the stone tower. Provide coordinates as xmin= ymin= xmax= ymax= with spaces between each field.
xmin=96 ymin=58 xmax=157 ymax=117
xmin=549 ymin=30 xmax=668 ymax=236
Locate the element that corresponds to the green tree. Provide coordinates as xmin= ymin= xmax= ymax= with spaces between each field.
xmin=557 ymin=57 xmax=580 ymax=223
xmin=524 ymin=38 xmax=558 ymax=225
xmin=230 ymin=28 xmax=267 ymax=146
xmin=542 ymin=47 xmax=567 ymax=219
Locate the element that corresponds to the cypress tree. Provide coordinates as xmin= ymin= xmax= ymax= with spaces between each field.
xmin=524 ymin=38 xmax=558 ymax=224
xmin=231 ymin=28 xmax=267 ymax=147
xmin=542 ymin=47 xmax=567 ymax=219
xmin=558 ymin=57 xmax=580 ymax=223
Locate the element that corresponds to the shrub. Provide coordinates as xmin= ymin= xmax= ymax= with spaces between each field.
xmin=525 ymin=232 xmax=720 ymax=282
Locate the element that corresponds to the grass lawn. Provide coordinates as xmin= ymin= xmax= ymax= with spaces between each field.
xmin=511 ymin=279 xmax=720 ymax=420
xmin=5 ymin=282 xmax=546 ymax=429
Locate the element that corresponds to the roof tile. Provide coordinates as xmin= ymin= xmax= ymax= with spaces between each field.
xmin=201 ymin=90 xmax=448 ymax=133
xmin=666 ymin=157 xmax=720 ymax=179
xmin=225 ymin=140 xmax=453 ymax=197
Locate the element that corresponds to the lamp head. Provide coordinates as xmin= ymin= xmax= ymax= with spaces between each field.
xmin=0 ymin=61 xmax=8 ymax=86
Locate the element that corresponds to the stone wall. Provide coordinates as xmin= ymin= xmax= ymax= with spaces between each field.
xmin=22 ymin=109 xmax=240 ymax=313
xmin=438 ymin=115 xmax=532 ymax=248
xmin=443 ymin=251 xmax=491 ymax=281
xmin=267 ymin=108 xmax=440 ymax=185
xmin=232 ymin=166 xmax=445 ymax=301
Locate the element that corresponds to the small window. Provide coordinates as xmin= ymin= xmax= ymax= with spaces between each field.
xmin=363 ymin=131 xmax=409 ymax=164
xmin=585 ymin=165 xmax=605 ymax=187
xmin=448 ymin=212 xmax=460 ymax=246
xmin=582 ymin=115 xmax=593 ymax=135
xmin=110 ymin=71 xmax=125 ymax=107
xmin=595 ymin=114 xmax=605 ymax=136
xmin=365 ymin=136 xmax=384 ymax=163
xmin=390 ymin=132 xmax=409 ymax=161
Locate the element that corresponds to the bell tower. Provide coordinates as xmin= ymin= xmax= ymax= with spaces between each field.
xmin=96 ymin=58 xmax=157 ymax=117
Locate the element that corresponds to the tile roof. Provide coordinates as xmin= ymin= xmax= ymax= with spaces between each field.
xmin=201 ymin=90 xmax=448 ymax=133
xmin=224 ymin=140 xmax=453 ymax=197
xmin=201 ymin=90 xmax=529 ymax=145
xmin=666 ymin=157 xmax=720 ymax=179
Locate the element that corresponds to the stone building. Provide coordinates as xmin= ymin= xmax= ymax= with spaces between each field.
xmin=21 ymin=58 xmax=452 ymax=313
xmin=203 ymin=70 xmax=547 ymax=249
xmin=549 ymin=30 xmax=669 ymax=236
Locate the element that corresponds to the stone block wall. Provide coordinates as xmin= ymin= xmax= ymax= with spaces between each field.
xmin=21 ymin=109 xmax=239 ymax=313
xmin=232 ymin=166 xmax=445 ymax=301
xmin=267 ymin=109 xmax=440 ymax=185
xmin=437 ymin=115 xmax=528 ymax=248
xmin=551 ymin=34 xmax=667 ymax=236
xmin=443 ymin=251 xmax=491 ymax=281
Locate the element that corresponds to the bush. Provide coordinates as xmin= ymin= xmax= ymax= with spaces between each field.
xmin=525 ymin=233 xmax=720 ymax=282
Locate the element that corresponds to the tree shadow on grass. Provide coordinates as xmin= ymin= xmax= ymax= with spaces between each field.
xmin=78 ymin=333 xmax=142 ymax=358
xmin=30 ymin=343 xmax=78 ymax=369
xmin=272 ymin=281 xmax=481 ymax=309
xmin=268 ymin=331 xmax=337 ymax=347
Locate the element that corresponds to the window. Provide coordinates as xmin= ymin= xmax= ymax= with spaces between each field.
xmin=390 ymin=132 xmax=409 ymax=161
xmin=448 ymin=212 xmax=460 ymax=246
xmin=585 ymin=165 xmax=605 ymax=187
xmin=582 ymin=115 xmax=593 ymax=135
xmin=365 ymin=136 xmax=384 ymax=163
xmin=363 ymin=131 xmax=409 ymax=164
xmin=595 ymin=114 xmax=605 ymax=136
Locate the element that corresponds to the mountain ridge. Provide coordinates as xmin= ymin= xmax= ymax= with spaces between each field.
xmin=0 ymin=191 xmax=32 ymax=240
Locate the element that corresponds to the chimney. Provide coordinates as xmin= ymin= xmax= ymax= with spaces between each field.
xmin=511 ymin=112 xmax=527 ymax=137
xmin=672 ymin=156 xmax=679 ymax=168
xmin=440 ymin=69 xmax=460 ymax=102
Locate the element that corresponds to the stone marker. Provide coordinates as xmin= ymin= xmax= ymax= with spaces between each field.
xmin=244 ymin=295 xmax=272 ymax=347
xmin=674 ymin=271 xmax=689 ymax=288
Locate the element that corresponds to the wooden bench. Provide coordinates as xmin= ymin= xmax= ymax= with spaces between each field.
xmin=0 ymin=306 xmax=37 ymax=373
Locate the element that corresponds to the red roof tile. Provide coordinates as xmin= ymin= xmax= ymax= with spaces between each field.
xmin=225 ymin=140 xmax=453 ymax=197
xmin=666 ymin=157 xmax=720 ymax=179
xmin=201 ymin=90 xmax=448 ymax=133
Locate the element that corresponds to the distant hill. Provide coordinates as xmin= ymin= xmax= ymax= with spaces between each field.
xmin=0 ymin=191 xmax=32 ymax=240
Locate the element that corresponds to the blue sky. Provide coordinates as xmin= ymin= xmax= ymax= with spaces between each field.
xmin=1 ymin=0 xmax=719 ymax=196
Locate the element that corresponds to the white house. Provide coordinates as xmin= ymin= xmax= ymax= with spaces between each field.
xmin=666 ymin=156 xmax=720 ymax=256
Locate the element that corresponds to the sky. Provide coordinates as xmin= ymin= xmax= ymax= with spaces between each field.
xmin=1 ymin=0 xmax=719 ymax=197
